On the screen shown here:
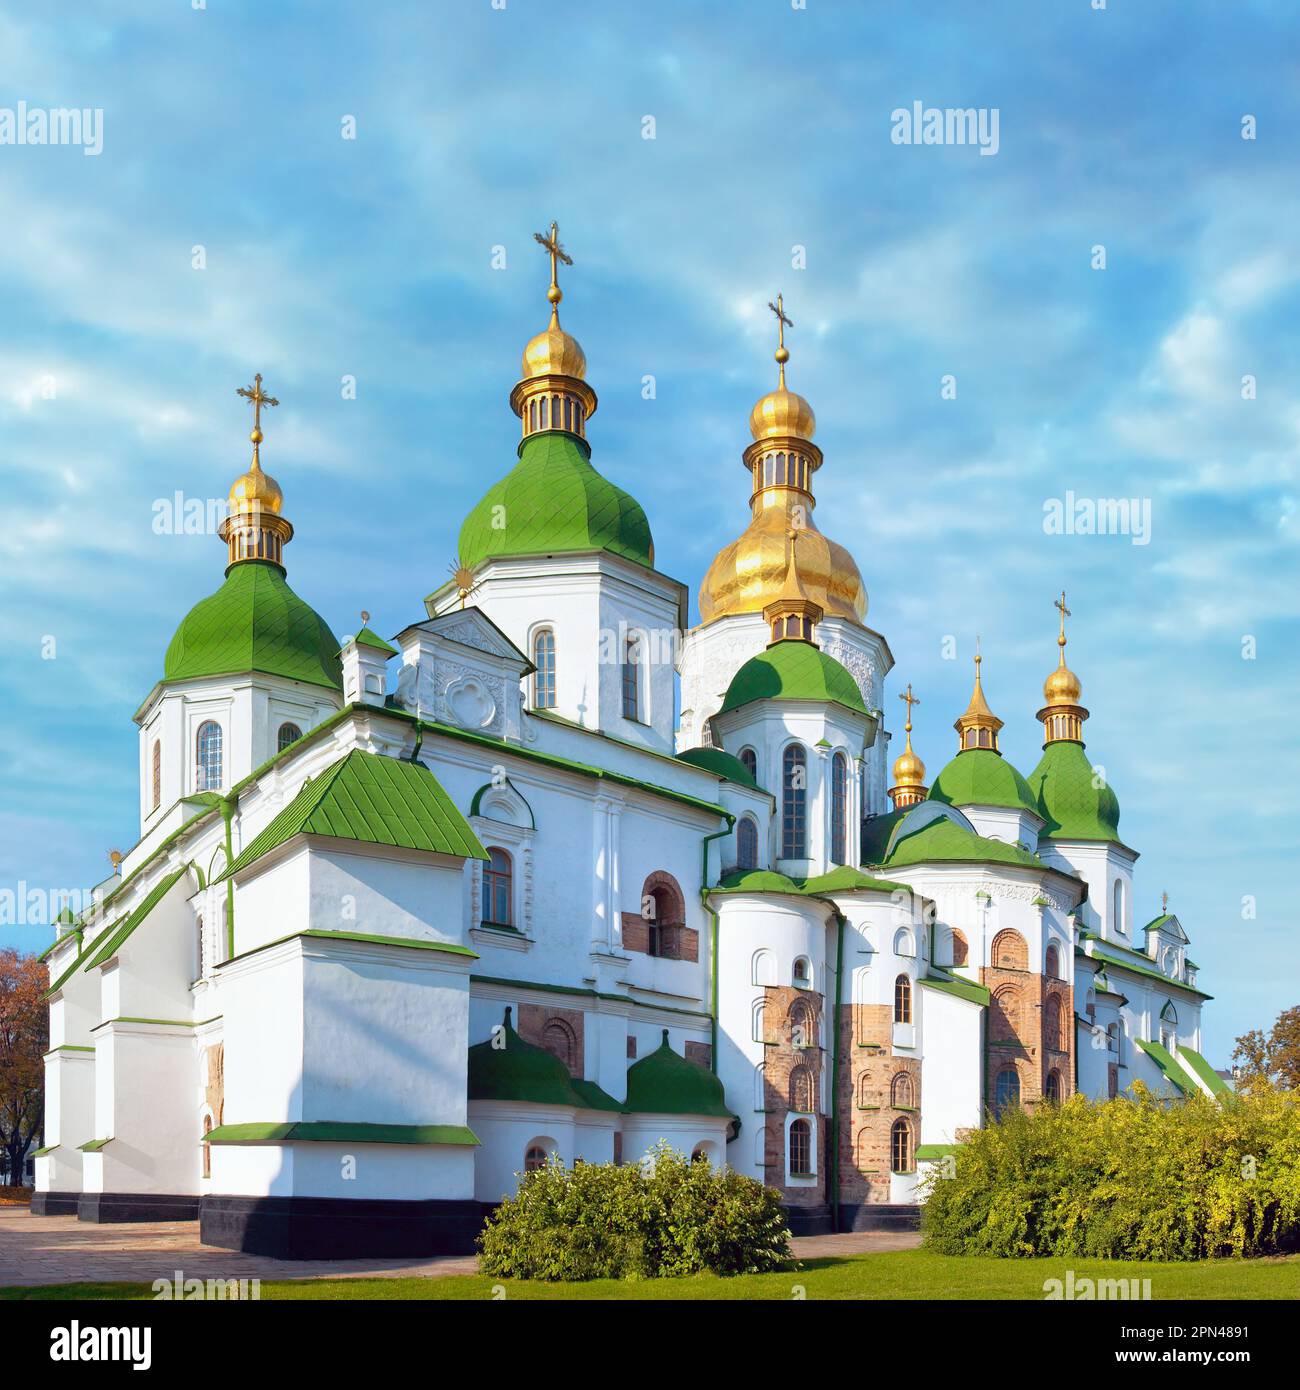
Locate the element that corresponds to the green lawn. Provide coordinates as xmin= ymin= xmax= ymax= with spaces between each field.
xmin=4 ymin=1250 xmax=1299 ymax=1300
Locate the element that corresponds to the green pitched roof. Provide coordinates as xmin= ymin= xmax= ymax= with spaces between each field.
xmin=624 ymin=1030 xmax=736 ymax=1119
xmin=458 ymin=432 xmax=653 ymax=570
xmin=860 ymin=807 xmax=909 ymax=864
xmin=675 ymin=746 xmax=760 ymax=789
xmin=1134 ymin=1039 xmax=1199 ymax=1097
xmin=1177 ymin=1047 xmax=1232 ymax=1097
xmin=221 ymin=749 xmax=487 ymax=879
xmin=919 ymin=973 xmax=990 ymax=1007
xmin=205 ymin=1121 xmax=479 ymax=1146
xmin=719 ymin=641 xmax=867 ymax=716
xmin=82 ymin=866 xmax=192 ymax=972
xmin=1027 ymin=739 xmax=1121 ymax=842
xmin=929 ymin=748 xmax=1038 ymax=815
xmin=349 ymin=626 xmax=398 ymax=655
xmin=882 ymin=817 xmax=1044 ymax=871
xmin=713 ymin=866 xmax=908 ymax=898
xmin=467 ymin=1008 xmax=592 ymax=1108
xmin=164 ymin=559 xmax=343 ymax=691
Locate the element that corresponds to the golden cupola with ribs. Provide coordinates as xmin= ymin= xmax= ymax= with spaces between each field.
xmin=697 ymin=294 xmax=867 ymax=625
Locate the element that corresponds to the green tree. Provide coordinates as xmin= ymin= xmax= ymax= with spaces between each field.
xmin=1233 ymin=1006 xmax=1300 ymax=1094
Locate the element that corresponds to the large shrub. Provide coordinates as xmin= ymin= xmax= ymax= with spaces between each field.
xmin=922 ymin=1086 xmax=1300 ymax=1260
xmin=478 ymin=1143 xmax=791 ymax=1280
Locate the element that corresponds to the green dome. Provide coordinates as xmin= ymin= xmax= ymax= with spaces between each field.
xmin=928 ymin=748 xmax=1038 ymax=815
xmin=458 ymin=432 xmax=653 ymax=570
xmin=883 ymin=817 xmax=1044 ymax=870
xmin=1028 ymin=739 xmax=1121 ymax=842
xmin=624 ymin=1031 xmax=736 ymax=1119
xmin=164 ymin=560 xmax=342 ymax=691
xmin=467 ymin=1009 xmax=587 ymax=1107
xmin=719 ymin=641 xmax=866 ymax=716
xmin=675 ymin=746 xmax=759 ymax=789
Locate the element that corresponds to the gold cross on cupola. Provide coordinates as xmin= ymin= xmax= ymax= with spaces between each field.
xmin=236 ymin=372 xmax=279 ymax=443
xmin=767 ymin=293 xmax=793 ymax=384
xmin=533 ymin=220 xmax=573 ymax=312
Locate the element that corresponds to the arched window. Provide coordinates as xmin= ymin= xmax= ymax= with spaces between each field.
xmin=894 ymin=973 xmax=912 ymax=1024
xmin=202 ymin=1114 xmax=213 ymax=1179
xmin=481 ymin=847 xmax=513 ymax=925
xmin=195 ymin=720 xmax=223 ymax=791
xmin=781 ymin=744 xmax=807 ymax=859
xmin=621 ymin=633 xmax=640 ymax=721
xmin=524 ymin=1144 xmax=549 ymax=1174
xmin=890 ymin=1118 xmax=914 ymax=1173
xmin=993 ymin=1067 xmax=1020 ymax=1119
xmin=789 ymin=1065 xmax=813 ymax=1113
xmin=1044 ymin=994 xmax=1063 ymax=1051
xmin=737 ymin=816 xmax=759 ymax=871
xmin=532 ymin=628 xmax=556 ymax=709
xmin=642 ymin=872 xmax=685 ymax=959
xmin=789 ymin=999 xmax=816 ymax=1051
xmin=788 ymin=1118 xmax=811 ymax=1175
xmin=754 ymin=1062 xmax=767 ymax=1112
xmin=831 ymin=752 xmax=848 ymax=864
xmin=1045 ymin=1069 xmax=1063 ymax=1104
xmin=1045 ymin=942 xmax=1061 ymax=980
xmin=752 ymin=998 xmax=767 ymax=1043
xmin=739 ymin=747 xmax=757 ymax=780
xmin=151 ymin=741 xmax=161 ymax=811
xmin=891 ymin=1072 xmax=915 ymax=1108
xmin=792 ymin=956 xmax=811 ymax=989
xmin=277 ymin=722 xmax=302 ymax=753
xmin=990 ymin=929 xmax=1028 ymax=971
xmin=1159 ymin=1000 xmax=1178 ymax=1050
xmin=1106 ymin=1021 xmax=1119 ymax=1056
xmin=751 ymin=949 xmax=776 ymax=986
xmin=951 ymin=929 xmax=968 ymax=967
xmin=1112 ymin=878 xmax=1125 ymax=934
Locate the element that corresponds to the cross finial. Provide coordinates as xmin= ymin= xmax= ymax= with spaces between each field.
xmin=1161 ymin=891 xmax=1168 ymax=915
xmin=767 ymin=293 xmax=793 ymax=386
xmin=533 ymin=220 xmax=572 ymax=322
xmin=1054 ymin=589 xmax=1071 ymax=661
xmin=899 ymin=683 xmax=920 ymax=735
xmin=236 ymin=373 xmax=279 ymax=466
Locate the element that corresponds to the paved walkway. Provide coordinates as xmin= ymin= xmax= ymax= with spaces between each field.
xmin=0 ymin=1205 xmax=919 ymax=1288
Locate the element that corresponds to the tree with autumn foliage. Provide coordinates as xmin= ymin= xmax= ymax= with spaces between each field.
xmin=1233 ymin=1006 xmax=1300 ymax=1094
xmin=0 ymin=949 xmax=47 ymax=1186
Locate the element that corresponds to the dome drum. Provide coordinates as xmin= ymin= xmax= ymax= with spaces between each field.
xmin=743 ymin=435 xmax=823 ymax=502
xmin=509 ymin=372 xmax=598 ymax=441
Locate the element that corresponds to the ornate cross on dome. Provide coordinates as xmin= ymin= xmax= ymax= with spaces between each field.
xmin=1055 ymin=590 xmax=1071 ymax=653
xmin=533 ymin=221 xmax=573 ymax=314
xmin=767 ymin=293 xmax=792 ymax=384
xmin=236 ymin=373 xmax=279 ymax=437
xmin=899 ymin=682 xmax=921 ymax=732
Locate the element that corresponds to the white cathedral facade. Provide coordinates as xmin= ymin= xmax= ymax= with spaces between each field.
xmin=33 ymin=246 xmax=1227 ymax=1256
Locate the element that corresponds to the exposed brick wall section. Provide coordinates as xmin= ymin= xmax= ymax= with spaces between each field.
xmin=620 ymin=912 xmax=698 ymax=961
xmin=1040 ymin=976 xmax=1074 ymax=1103
xmin=981 ymin=940 xmax=1074 ymax=1112
xmin=836 ymin=1004 xmax=921 ymax=1206
xmin=684 ymin=1041 xmax=711 ymax=1068
xmin=621 ymin=911 xmax=649 ymax=954
xmin=517 ymin=1003 xmax=585 ymax=1079
xmin=761 ymin=985 xmax=826 ymax=1208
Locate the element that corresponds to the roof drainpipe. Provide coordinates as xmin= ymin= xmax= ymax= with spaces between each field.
xmin=698 ymin=815 xmax=735 ymax=1080
xmin=829 ymin=908 xmax=847 ymax=1233
xmin=409 ymin=722 xmax=424 ymax=764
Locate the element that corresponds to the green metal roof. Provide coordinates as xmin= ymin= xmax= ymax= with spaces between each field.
xmin=222 ymin=748 xmax=487 ymax=879
xmin=164 ymin=559 xmax=343 ymax=691
xmin=1134 ymin=1039 xmax=1199 ymax=1097
xmin=458 ymin=431 xmax=654 ymax=570
xmin=712 ymin=866 xmax=908 ymax=898
xmin=919 ymin=973 xmax=990 ymax=1007
xmin=1084 ymin=938 xmax=1213 ymax=999
xmin=860 ymin=807 xmax=909 ymax=864
xmin=467 ymin=1008 xmax=596 ymax=1109
xmin=205 ymin=1121 xmax=479 ymax=1146
xmin=719 ymin=640 xmax=867 ymax=716
xmin=1177 ymin=1046 xmax=1232 ymax=1097
xmin=882 ymin=817 xmax=1044 ymax=870
xmin=675 ymin=746 xmax=760 ymax=789
xmin=1028 ymin=739 xmax=1121 ymax=842
xmin=349 ymin=626 xmax=398 ymax=655
xmin=624 ymin=1030 xmax=736 ymax=1119
xmin=928 ymin=747 xmax=1038 ymax=815
xmin=82 ymin=866 xmax=192 ymax=972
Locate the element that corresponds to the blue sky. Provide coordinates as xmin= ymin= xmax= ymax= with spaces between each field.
xmin=1 ymin=1 xmax=1296 ymax=1065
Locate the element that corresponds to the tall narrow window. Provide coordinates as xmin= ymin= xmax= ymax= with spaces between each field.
xmin=151 ymin=741 xmax=161 ymax=811
xmin=781 ymin=744 xmax=807 ymax=858
xmin=830 ymin=751 xmax=848 ymax=864
xmin=622 ymin=633 xmax=640 ymax=721
xmin=890 ymin=1118 xmax=914 ymax=1173
xmin=739 ymin=747 xmax=757 ymax=780
xmin=736 ymin=816 xmax=758 ymax=871
xmin=994 ymin=1067 xmax=1020 ymax=1118
xmin=481 ymin=847 xmax=513 ymax=926
xmin=277 ymin=722 xmax=302 ymax=753
xmin=1112 ymin=878 xmax=1125 ymax=934
xmin=195 ymin=720 xmax=223 ymax=791
xmin=788 ymin=1118 xmax=811 ymax=1175
xmin=1045 ymin=1070 xmax=1063 ymax=1104
xmin=894 ymin=973 xmax=912 ymax=1024
xmin=1044 ymin=994 xmax=1063 ymax=1051
xmin=524 ymin=1144 xmax=548 ymax=1173
xmin=1045 ymin=942 xmax=1061 ymax=980
xmin=532 ymin=628 xmax=556 ymax=708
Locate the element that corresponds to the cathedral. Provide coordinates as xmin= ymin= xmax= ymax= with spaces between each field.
xmin=33 ymin=228 xmax=1227 ymax=1256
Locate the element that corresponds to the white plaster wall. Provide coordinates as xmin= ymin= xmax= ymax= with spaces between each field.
xmin=918 ymin=986 xmax=982 ymax=1145
xmin=209 ymin=1142 xmax=474 ymax=1200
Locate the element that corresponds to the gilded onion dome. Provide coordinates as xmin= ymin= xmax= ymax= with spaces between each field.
xmin=697 ymin=295 xmax=867 ymax=625
xmin=889 ymin=684 xmax=928 ymax=808
xmin=1037 ymin=592 xmax=1089 ymax=744
xmin=218 ymin=374 xmax=293 ymax=569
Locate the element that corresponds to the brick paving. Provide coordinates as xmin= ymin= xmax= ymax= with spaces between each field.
xmin=0 ymin=1204 xmax=919 ymax=1288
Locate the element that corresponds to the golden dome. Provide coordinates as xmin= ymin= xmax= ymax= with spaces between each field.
xmin=749 ymin=384 xmax=816 ymax=442
xmin=228 ymin=448 xmax=283 ymax=516
xmin=892 ymin=743 xmax=926 ymax=786
xmin=699 ymin=504 xmax=867 ymax=623
xmin=522 ymin=315 xmax=587 ymax=381
xmin=1043 ymin=661 xmax=1082 ymax=706
xmin=1037 ymin=592 xmax=1089 ymax=745
xmin=953 ymin=649 xmax=1003 ymax=751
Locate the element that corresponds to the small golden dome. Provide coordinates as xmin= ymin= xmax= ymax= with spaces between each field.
xmin=1043 ymin=661 xmax=1082 ymax=706
xmin=893 ymin=744 xmax=926 ymax=786
xmin=228 ymin=449 xmax=283 ymax=515
xmin=749 ymin=385 xmax=816 ymax=442
xmin=522 ymin=316 xmax=587 ymax=381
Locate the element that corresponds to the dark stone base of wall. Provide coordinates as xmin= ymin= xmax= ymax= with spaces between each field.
xmin=837 ymin=1202 xmax=921 ymax=1233
xmin=783 ymin=1203 xmax=834 ymax=1236
xmin=199 ymin=1195 xmax=485 ymax=1260
xmin=77 ymin=1192 xmax=200 ymax=1223
xmin=30 ymin=1191 xmax=79 ymax=1217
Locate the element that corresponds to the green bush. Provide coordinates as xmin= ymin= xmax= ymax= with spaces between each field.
xmin=922 ymin=1085 xmax=1300 ymax=1260
xmin=477 ymin=1143 xmax=791 ymax=1280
